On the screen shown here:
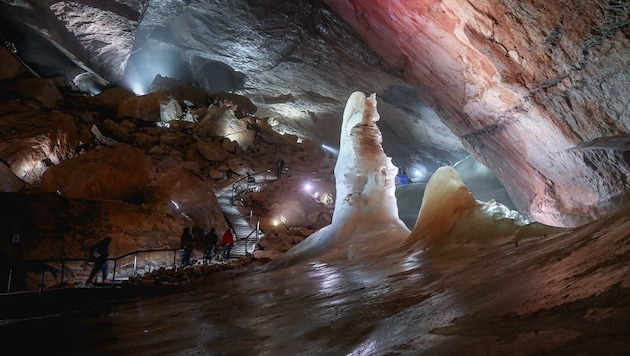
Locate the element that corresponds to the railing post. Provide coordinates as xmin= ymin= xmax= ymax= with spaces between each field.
xmin=173 ymin=249 xmax=178 ymax=271
xmin=6 ymin=268 xmax=12 ymax=293
xmin=7 ymin=233 xmax=20 ymax=293
xmin=112 ymin=259 xmax=117 ymax=288
xmin=39 ymin=263 xmax=45 ymax=295
xmin=254 ymin=220 xmax=260 ymax=256
xmin=60 ymin=259 xmax=65 ymax=286
xmin=134 ymin=253 xmax=138 ymax=276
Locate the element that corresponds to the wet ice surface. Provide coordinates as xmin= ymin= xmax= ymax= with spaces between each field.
xmin=2 ymin=208 xmax=630 ymax=355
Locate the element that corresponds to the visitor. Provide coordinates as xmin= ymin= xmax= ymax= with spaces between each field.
xmin=221 ymin=228 xmax=235 ymax=260
xmin=203 ymin=227 xmax=219 ymax=263
xmin=180 ymin=227 xmax=194 ymax=267
xmin=86 ymin=237 xmax=111 ymax=287
xmin=276 ymin=157 xmax=285 ymax=178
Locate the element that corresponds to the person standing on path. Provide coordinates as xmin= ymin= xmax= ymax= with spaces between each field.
xmin=180 ymin=227 xmax=194 ymax=267
xmin=276 ymin=157 xmax=285 ymax=178
xmin=221 ymin=228 xmax=235 ymax=261
xmin=86 ymin=237 xmax=111 ymax=287
xmin=203 ymin=228 xmax=219 ymax=263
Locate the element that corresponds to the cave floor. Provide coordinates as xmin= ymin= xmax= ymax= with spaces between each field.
xmin=1 ymin=212 xmax=629 ymax=355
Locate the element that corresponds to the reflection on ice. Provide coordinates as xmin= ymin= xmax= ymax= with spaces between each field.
xmin=308 ymin=262 xmax=341 ymax=294
xmin=349 ymin=339 xmax=378 ymax=356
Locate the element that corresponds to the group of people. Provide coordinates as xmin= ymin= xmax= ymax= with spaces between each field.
xmin=83 ymin=226 xmax=236 ymax=287
xmin=180 ymin=226 xmax=236 ymax=266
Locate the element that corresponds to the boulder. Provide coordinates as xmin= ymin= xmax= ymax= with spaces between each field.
xmin=159 ymin=97 xmax=183 ymax=122
xmin=0 ymin=101 xmax=79 ymax=186
xmin=210 ymin=92 xmax=257 ymax=119
xmin=144 ymin=166 xmax=227 ymax=232
xmin=39 ymin=143 xmax=155 ymax=203
xmin=0 ymin=163 xmax=28 ymax=192
xmin=116 ymin=91 xmax=169 ymax=122
xmin=150 ymin=75 xmax=209 ymax=107
xmin=97 ymin=119 xmax=135 ymax=143
xmin=196 ymin=141 xmax=229 ymax=162
xmin=84 ymin=87 xmax=135 ymax=115
xmin=2 ymin=78 xmax=63 ymax=109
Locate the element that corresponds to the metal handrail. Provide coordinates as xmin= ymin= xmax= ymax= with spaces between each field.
xmin=3 ymin=248 xmax=183 ymax=295
xmin=231 ymin=167 xmax=333 ymax=200
xmin=230 ymin=167 xmax=333 ymax=253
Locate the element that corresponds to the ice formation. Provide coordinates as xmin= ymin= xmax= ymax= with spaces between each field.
xmin=273 ymin=92 xmax=410 ymax=267
xmin=408 ymin=166 xmax=555 ymax=251
xmin=271 ymin=91 xmax=549 ymax=268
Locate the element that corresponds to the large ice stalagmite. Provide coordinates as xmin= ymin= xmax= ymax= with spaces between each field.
xmin=333 ymin=91 xmax=404 ymax=226
xmin=272 ymin=92 xmax=410 ymax=267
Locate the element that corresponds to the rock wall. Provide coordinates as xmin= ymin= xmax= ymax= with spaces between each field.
xmin=324 ymin=0 xmax=630 ymax=227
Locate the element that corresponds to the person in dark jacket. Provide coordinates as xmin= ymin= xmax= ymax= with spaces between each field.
xmin=203 ymin=228 xmax=219 ymax=263
xmin=180 ymin=227 xmax=194 ymax=266
xmin=86 ymin=237 xmax=111 ymax=287
xmin=276 ymin=157 xmax=285 ymax=178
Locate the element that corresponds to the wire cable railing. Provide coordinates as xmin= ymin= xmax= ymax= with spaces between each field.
xmin=3 ymin=248 xmax=183 ymax=295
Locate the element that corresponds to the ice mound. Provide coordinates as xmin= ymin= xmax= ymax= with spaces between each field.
xmin=408 ymin=166 xmax=559 ymax=251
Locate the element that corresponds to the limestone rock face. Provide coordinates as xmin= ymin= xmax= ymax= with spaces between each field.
xmin=0 ymin=191 xmax=190 ymax=261
xmin=0 ymin=102 xmax=79 ymax=186
xmin=40 ymin=143 xmax=155 ymax=203
xmin=324 ymin=0 xmax=630 ymax=227
xmin=49 ymin=0 xmax=146 ymax=82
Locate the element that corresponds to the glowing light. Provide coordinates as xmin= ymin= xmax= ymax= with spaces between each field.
xmin=170 ymin=200 xmax=180 ymax=209
xmin=408 ymin=165 xmax=429 ymax=182
xmin=128 ymin=80 xmax=146 ymax=95
xmin=303 ymin=182 xmax=313 ymax=192
xmin=321 ymin=144 xmax=339 ymax=156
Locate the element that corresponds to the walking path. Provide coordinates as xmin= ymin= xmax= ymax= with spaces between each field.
xmin=216 ymin=187 xmax=260 ymax=258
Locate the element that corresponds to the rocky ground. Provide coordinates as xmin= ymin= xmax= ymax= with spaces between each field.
xmin=0 ymin=47 xmax=336 ymax=290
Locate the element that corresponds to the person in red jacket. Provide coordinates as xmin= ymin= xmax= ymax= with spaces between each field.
xmin=221 ymin=228 xmax=235 ymax=260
